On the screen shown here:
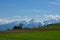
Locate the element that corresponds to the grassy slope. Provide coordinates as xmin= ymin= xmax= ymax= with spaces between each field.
xmin=0 ymin=30 xmax=60 ymax=40
xmin=40 ymin=23 xmax=60 ymax=29
xmin=0 ymin=23 xmax=60 ymax=40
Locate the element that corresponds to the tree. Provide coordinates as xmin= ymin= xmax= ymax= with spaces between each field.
xmin=19 ymin=23 xmax=23 ymax=30
xmin=13 ymin=23 xmax=23 ymax=30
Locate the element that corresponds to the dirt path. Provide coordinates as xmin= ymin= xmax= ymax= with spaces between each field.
xmin=0 ymin=29 xmax=60 ymax=34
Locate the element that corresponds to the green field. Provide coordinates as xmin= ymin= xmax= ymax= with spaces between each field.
xmin=40 ymin=23 xmax=60 ymax=29
xmin=0 ymin=23 xmax=60 ymax=40
xmin=0 ymin=30 xmax=60 ymax=40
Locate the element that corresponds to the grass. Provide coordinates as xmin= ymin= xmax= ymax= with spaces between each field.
xmin=40 ymin=23 xmax=60 ymax=29
xmin=0 ymin=30 xmax=60 ymax=40
xmin=0 ymin=23 xmax=60 ymax=40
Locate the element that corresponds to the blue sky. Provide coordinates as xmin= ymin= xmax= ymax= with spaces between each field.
xmin=0 ymin=0 xmax=60 ymax=18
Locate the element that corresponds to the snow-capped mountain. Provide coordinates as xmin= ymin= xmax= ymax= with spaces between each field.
xmin=0 ymin=21 xmax=19 ymax=30
xmin=43 ymin=19 xmax=60 ymax=26
xmin=0 ymin=15 xmax=60 ymax=30
xmin=23 ymin=19 xmax=42 ymax=28
xmin=0 ymin=18 xmax=60 ymax=30
xmin=0 ymin=19 xmax=42 ymax=30
xmin=42 ymin=15 xmax=60 ymax=26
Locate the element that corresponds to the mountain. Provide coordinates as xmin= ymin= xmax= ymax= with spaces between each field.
xmin=23 ymin=19 xmax=42 ymax=28
xmin=17 ymin=19 xmax=42 ymax=28
xmin=0 ymin=19 xmax=42 ymax=30
xmin=43 ymin=19 xmax=60 ymax=26
xmin=0 ymin=21 xmax=19 ymax=30
xmin=0 ymin=18 xmax=60 ymax=30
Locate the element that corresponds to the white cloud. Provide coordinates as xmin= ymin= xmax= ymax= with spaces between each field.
xmin=11 ymin=16 xmax=21 ymax=21
xmin=0 ymin=16 xmax=31 ymax=25
xmin=44 ymin=15 xmax=60 ymax=20
xmin=49 ymin=1 xmax=60 ymax=5
xmin=0 ymin=19 xmax=10 ymax=24
xmin=0 ymin=15 xmax=60 ymax=25
xmin=0 ymin=16 xmax=21 ymax=25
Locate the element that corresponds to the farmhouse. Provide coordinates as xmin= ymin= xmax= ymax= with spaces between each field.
xmin=13 ymin=26 xmax=22 ymax=30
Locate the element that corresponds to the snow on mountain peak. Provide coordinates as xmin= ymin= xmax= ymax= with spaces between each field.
xmin=0 ymin=15 xmax=60 ymax=30
xmin=0 ymin=15 xmax=60 ymax=25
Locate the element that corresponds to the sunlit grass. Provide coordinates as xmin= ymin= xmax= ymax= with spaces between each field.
xmin=0 ymin=30 xmax=60 ymax=40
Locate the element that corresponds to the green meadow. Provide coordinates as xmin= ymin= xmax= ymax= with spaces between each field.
xmin=0 ymin=23 xmax=60 ymax=40
xmin=40 ymin=23 xmax=60 ymax=29
xmin=0 ymin=30 xmax=60 ymax=40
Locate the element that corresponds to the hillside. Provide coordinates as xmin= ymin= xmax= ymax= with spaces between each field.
xmin=40 ymin=23 xmax=60 ymax=29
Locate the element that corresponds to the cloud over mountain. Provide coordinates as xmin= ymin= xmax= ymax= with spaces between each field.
xmin=0 ymin=15 xmax=60 ymax=25
xmin=44 ymin=15 xmax=60 ymax=20
xmin=0 ymin=15 xmax=60 ymax=30
xmin=43 ymin=15 xmax=60 ymax=25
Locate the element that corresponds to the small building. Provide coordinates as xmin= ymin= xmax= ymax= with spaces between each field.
xmin=13 ymin=26 xmax=22 ymax=30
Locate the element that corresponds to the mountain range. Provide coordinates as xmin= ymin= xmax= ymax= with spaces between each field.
xmin=0 ymin=18 xmax=60 ymax=30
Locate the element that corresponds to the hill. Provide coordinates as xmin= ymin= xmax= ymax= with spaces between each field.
xmin=40 ymin=23 xmax=60 ymax=29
